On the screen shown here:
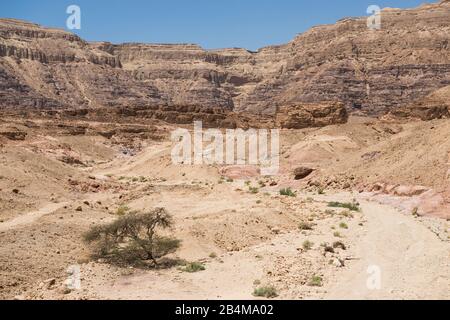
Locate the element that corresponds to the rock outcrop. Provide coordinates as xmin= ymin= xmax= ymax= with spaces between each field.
xmin=293 ymin=167 xmax=314 ymax=180
xmin=275 ymin=102 xmax=348 ymax=129
xmin=0 ymin=1 xmax=449 ymax=121
xmin=390 ymin=85 xmax=450 ymax=120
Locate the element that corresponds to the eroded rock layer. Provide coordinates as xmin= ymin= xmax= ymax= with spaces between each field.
xmin=0 ymin=1 xmax=449 ymax=121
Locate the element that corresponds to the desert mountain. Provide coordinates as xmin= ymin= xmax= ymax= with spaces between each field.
xmin=0 ymin=0 xmax=449 ymax=119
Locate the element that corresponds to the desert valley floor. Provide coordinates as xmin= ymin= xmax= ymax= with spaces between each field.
xmin=0 ymin=115 xmax=448 ymax=300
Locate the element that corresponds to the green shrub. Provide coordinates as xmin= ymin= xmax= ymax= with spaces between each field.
xmin=328 ymin=201 xmax=360 ymax=212
xmin=249 ymin=187 xmax=259 ymax=194
xmin=253 ymin=286 xmax=278 ymax=298
xmin=299 ymin=222 xmax=313 ymax=231
xmin=308 ymin=276 xmax=323 ymax=287
xmin=83 ymin=208 xmax=180 ymax=268
xmin=116 ymin=205 xmax=130 ymax=216
xmin=302 ymin=240 xmax=314 ymax=251
xmin=181 ymin=262 xmax=206 ymax=273
xmin=280 ymin=188 xmax=296 ymax=197
xmin=339 ymin=222 xmax=348 ymax=229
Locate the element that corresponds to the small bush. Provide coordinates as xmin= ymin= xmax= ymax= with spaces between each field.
xmin=328 ymin=201 xmax=360 ymax=212
xmin=318 ymin=188 xmax=325 ymax=195
xmin=333 ymin=241 xmax=346 ymax=250
xmin=308 ymin=276 xmax=323 ymax=287
xmin=181 ymin=262 xmax=205 ymax=273
xmin=333 ymin=231 xmax=342 ymax=238
xmin=249 ymin=187 xmax=259 ymax=194
xmin=83 ymin=208 xmax=180 ymax=268
xmin=302 ymin=240 xmax=314 ymax=251
xmin=253 ymin=286 xmax=278 ymax=298
xmin=209 ymin=252 xmax=217 ymax=259
xmin=116 ymin=205 xmax=130 ymax=216
xmin=339 ymin=222 xmax=348 ymax=229
xmin=280 ymin=188 xmax=296 ymax=197
xmin=299 ymin=222 xmax=313 ymax=231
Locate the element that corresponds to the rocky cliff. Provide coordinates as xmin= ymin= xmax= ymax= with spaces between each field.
xmin=390 ymin=85 xmax=450 ymax=120
xmin=0 ymin=0 xmax=449 ymax=121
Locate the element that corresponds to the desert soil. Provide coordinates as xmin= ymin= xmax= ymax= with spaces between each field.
xmin=0 ymin=116 xmax=448 ymax=300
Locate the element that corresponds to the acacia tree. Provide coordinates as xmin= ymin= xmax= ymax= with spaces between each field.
xmin=84 ymin=208 xmax=181 ymax=267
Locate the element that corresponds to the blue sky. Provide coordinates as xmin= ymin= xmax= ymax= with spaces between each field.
xmin=0 ymin=0 xmax=434 ymax=50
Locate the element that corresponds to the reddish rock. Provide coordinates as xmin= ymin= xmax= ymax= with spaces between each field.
xmin=219 ymin=166 xmax=261 ymax=179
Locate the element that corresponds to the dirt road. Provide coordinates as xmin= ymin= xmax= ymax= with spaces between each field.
xmin=323 ymin=199 xmax=449 ymax=300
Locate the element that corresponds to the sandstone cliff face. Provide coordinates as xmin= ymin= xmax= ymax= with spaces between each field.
xmin=275 ymin=103 xmax=348 ymax=129
xmin=0 ymin=19 xmax=163 ymax=110
xmin=391 ymin=85 xmax=450 ymax=120
xmin=243 ymin=0 xmax=450 ymax=114
xmin=0 ymin=1 xmax=449 ymax=120
xmin=11 ymin=101 xmax=346 ymax=130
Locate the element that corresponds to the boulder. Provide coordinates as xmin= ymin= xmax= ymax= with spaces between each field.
xmin=293 ymin=167 xmax=314 ymax=180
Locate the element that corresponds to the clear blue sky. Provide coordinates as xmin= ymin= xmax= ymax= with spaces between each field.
xmin=0 ymin=0 xmax=434 ymax=50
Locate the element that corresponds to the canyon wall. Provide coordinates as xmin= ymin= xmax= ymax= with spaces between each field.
xmin=0 ymin=0 xmax=449 ymax=123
